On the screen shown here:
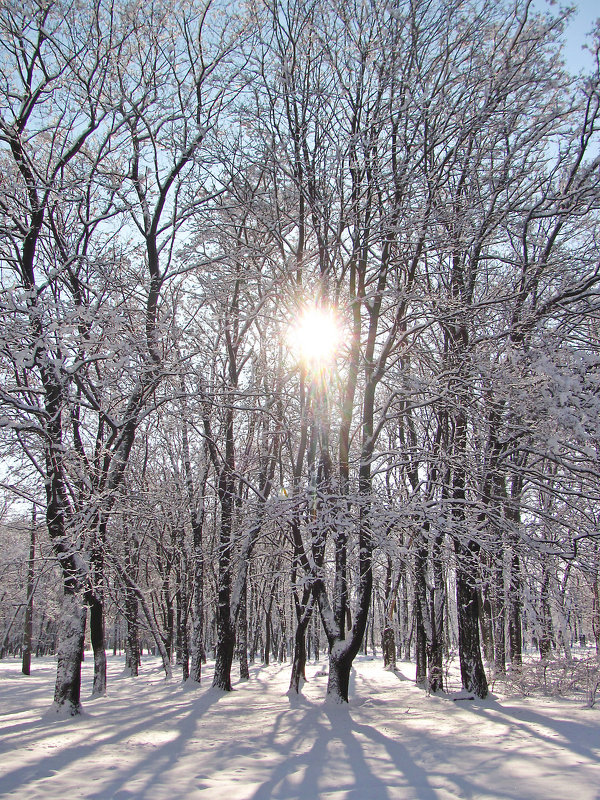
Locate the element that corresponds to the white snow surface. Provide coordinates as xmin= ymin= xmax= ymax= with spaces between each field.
xmin=1 ymin=654 xmax=599 ymax=799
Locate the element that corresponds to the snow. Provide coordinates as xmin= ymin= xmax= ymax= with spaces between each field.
xmin=1 ymin=654 xmax=599 ymax=800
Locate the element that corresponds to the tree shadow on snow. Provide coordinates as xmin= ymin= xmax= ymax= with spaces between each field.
xmin=462 ymin=696 xmax=600 ymax=763
xmin=0 ymin=686 xmax=221 ymax=799
xmin=249 ymin=699 xmax=439 ymax=800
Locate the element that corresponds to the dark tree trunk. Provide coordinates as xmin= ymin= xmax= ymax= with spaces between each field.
xmin=264 ymin=608 xmax=272 ymax=666
xmin=161 ymin=572 xmax=174 ymax=662
xmin=382 ymin=625 xmax=396 ymax=671
xmin=478 ymin=589 xmax=495 ymax=664
xmin=212 ymin=482 xmax=235 ymax=690
xmin=428 ymin=534 xmax=445 ymax=692
xmin=52 ymin=593 xmax=87 ymax=715
xmin=238 ymin=577 xmax=249 ymax=681
xmin=190 ymin=533 xmax=206 ymax=682
xmin=322 ymin=516 xmax=373 ymax=703
xmin=175 ymin=563 xmax=190 ymax=681
xmin=22 ymin=507 xmax=36 ymax=676
xmin=176 ymin=578 xmax=183 ymax=665
xmin=492 ymin=556 xmax=506 ymax=674
xmin=35 ymin=607 xmax=47 ymax=658
xmin=592 ymin=571 xmax=600 ymax=656
xmin=289 ymin=624 xmax=308 ymax=693
xmin=538 ymin=569 xmax=554 ymax=660
xmin=382 ymin=556 xmax=397 ymax=671
xmin=399 ymin=573 xmax=411 ymax=661
xmin=289 ymin=588 xmax=312 ymax=693
xmin=327 ymin=649 xmax=352 ymax=702
xmin=414 ymin=535 xmax=442 ymax=691
xmin=190 ymin=548 xmax=206 ymax=683
xmin=180 ymin=605 xmax=190 ymax=682
xmin=508 ymin=545 xmax=523 ymax=664
xmin=210 ymin=390 xmax=238 ymax=691
xmin=88 ymin=595 xmax=106 ymax=696
xmin=454 ymin=540 xmax=488 ymax=698
xmin=507 ymin=474 xmax=524 ymax=666
xmin=124 ymin=588 xmax=140 ymax=676
xmin=415 ymin=596 xmax=427 ymax=686
xmin=213 ymin=624 xmax=235 ymax=691
xmin=89 ymin=519 xmax=107 ymax=696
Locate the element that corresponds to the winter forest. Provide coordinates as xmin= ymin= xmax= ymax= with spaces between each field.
xmin=1 ymin=0 xmax=600 ymax=782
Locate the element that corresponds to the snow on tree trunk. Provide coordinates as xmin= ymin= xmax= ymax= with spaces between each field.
xmin=51 ymin=593 xmax=87 ymax=716
xmin=326 ymin=649 xmax=352 ymax=703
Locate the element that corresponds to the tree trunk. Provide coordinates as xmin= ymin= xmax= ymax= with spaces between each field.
xmin=289 ymin=624 xmax=308 ymax=693
xmin=190 ymin=534 xmax=206 ymax=681
xmin=52 ymin=593 xmax=87 ymax=715
xmin=211 ymin=398 xmax=236 ymax=691
xmin=326 ymin=648 xmax=352 ymax=703
xmin=538 ymin=568 xmax=554 ymax=660
xmin=112 ymin=557 xmax=172 ymax=678
xmin=180 ymin=612 xmax=190 ymax=682
xmin=22 ymin=507 xmax=36 ymax=676
xmin=492 ymin=555 xmax=506 ymax=675
xmin=238 ymin=577 xmax=250 ymax=681
xmin=415 ymin=597 xmax=427 ymax=686
xmin=212 ymin=482 xmax=236 ymax=690
xmin=382 ymin=625 xmax=396 ymax=671
xmin=124 ymin=588 xmax=140 ymax=676
xmin=35 ymin=607 xmax=46 ymax=658
xmin=507 ymin=474 xmax=524 ymax=666
xmin=213 ymin=624 xmax=235 ymax=691
xmin=592 ymin=572 xmax=600 ymax=656
xmin=289 ymin=589 xmax=312 ymax=693
xmin=428 ymin=535 xmax=445 ymax=692
xmin=454 ymin=540 xmax=488 ymax=698
xmin=264 ymin=608 xmax=272 ymax=667
xmin=508 ymin=547 xmax=523 ymax=665
xmin=399 ymin=573 xmax=410 ymax=661
xmin=381 ymin=556 xmax=397 ymax=671
xmin=88 ymin=595 xmax=107 ymax=696
xmin=89 ymin=518 xmax=107 ymax=697
xmin=478 ymin=588 xmax=495 ymax=664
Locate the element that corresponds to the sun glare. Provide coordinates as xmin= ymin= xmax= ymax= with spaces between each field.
xmin=288 ymin=305 xmax=342 ymax=368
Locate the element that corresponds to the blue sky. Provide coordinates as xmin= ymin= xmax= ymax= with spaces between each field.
xmin=550 ymin=0 xmax=599 ymax=72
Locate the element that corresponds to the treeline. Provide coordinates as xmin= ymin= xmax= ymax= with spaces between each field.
xmin=0 ymin=0 xmax=599 ymax=713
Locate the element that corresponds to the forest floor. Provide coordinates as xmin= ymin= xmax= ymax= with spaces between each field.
xmin=0 ymin=652 xmax=599 ymax=800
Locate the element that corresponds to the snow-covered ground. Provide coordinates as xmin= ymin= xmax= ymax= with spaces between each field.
xmin=0 ymin=653 xmax=599 ymax=799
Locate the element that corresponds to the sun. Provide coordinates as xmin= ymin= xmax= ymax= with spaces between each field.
xmin=287 ymin=304 xmax=342 ymax=368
